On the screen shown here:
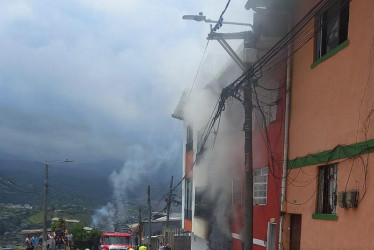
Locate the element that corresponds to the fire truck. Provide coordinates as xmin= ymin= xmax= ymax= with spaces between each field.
xmin=100 ymin=232 xmax=133 ymax=250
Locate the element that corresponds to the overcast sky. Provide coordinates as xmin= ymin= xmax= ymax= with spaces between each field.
xmin=0 ymin=0 xmax=252 ymax=167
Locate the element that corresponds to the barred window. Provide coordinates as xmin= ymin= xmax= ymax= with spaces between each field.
xmin=254 ymin=167 xmax=268 ymax=205
xmin=317 ymin=164 xmax=338 ymax=214
xmin=184 ymin=178 xmax=193 ymax=219
xmin=315 ymin=0 xmax=350 ymax=59
xmin=186 ymin=124 xmax=193 ymax=152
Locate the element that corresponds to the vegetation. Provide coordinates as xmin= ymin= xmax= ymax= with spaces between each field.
xmin=51 ymin=218 xmax=66 ymax=231
xmin=28 ymin=211 xmax=54 ymax=225
xmin=70 ymin=223 xmax=102 ymax=250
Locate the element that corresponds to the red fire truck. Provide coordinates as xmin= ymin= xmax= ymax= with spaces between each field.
xmin=100 ymin=232 xmax=132 ymax=250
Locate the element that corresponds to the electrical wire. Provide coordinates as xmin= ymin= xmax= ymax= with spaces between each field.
xmin=212 ymin=0 xmax=232 ymax=32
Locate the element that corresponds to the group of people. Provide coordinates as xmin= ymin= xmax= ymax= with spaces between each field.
xmin=25 ymin=234 xmax=43 ymax=250
xmin=25 ymin=228 xmax=74 ymax=250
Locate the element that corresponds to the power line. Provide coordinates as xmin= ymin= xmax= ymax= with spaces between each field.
xmin=166 ymin=0 xmax=354 ymax=205
xmin=212 ymin=0 xmax=232 ymax=32
xmin=0 ymin=179 xmax=39 ymax=194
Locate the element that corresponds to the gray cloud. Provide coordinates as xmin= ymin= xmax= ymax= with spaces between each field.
xmin=0 ymin=0 xmax=252 ymax=167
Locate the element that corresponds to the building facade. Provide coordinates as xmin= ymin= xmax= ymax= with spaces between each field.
xmin=173 ymin=4 xmax=289 ymax=248
xmin=281 ymin=0 xmax=374 ymax=249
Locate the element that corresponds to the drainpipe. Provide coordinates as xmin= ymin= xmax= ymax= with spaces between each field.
xmin=278 ymin=13 xmax=292 ymax=250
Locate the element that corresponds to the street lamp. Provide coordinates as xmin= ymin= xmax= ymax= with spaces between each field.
xmin=183 ymin=11 xmax=257 ymax=250
xmin=43 ymin=159 xmax=73 ymax=250
xmin=183 ymin=12 xmax=253 ymax=28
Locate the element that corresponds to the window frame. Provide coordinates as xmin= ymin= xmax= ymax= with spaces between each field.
xmin=253 ymin=167 xmax=268 ymax=205
xmin=184 ymin=178 xmax=193 ymax=220
xmin=186 ymin=124 xmax=193 ymax=153
xmin=194 ymin=187 xmax=212 ymax=219
xmin=314 ymin=0 xmax=350 ymax=61
xmin=317 ymin=163 xmax=338 ymax=214
xmin=232 ymin=179 xmax=242 ymax=205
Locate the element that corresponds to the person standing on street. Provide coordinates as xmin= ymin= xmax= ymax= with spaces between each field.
xmin=66 ymin=231 xmax=73 ymax=250
xmin=48 ymin=231 xmax=56 ymax=250
xmin=164 ymin=244 xmax=171 ymax=250
xmin=55 ymin=228 xmax=66 ymax=250
xmin=31 ymin=234 xmax=39 ymax=250
xmin=158 ymin=243 xmax=164 ymax=250
xmin=25 ymin=235 xmax=34 ymax=250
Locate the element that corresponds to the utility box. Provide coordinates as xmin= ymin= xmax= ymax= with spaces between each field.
xmin=345 ymin=190 xmax=359 ymax=208
xmin=338 ymin=191 xmax=346 ymax=208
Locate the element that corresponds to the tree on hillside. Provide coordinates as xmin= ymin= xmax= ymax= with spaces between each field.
xmin=70 ymin=223 xmax=87 ymax=241
xmin=70 ymin=223 xmax=102 ymax=250
xmin=51 ymin=218 xmax=66 ymax=230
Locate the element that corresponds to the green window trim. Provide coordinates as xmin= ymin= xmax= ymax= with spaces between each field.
xmin=311 ymin=40 xmax=350 ymax=69
xmin=312 ymin=213 xmax=338 ymax=220
xmin=288 ymin=139 xmax=374 ymax=169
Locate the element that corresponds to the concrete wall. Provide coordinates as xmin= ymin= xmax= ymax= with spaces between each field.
xmin=191 ymin=233 xmax=208 ymax=250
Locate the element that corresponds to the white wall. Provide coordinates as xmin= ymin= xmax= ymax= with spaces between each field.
xmin=191 ymin=233 xmax=208 ymax=250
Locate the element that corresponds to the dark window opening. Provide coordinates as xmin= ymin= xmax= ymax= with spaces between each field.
xmin=194 ymin=187 xmax=212 ymax=219
xmin=184 ymin=178 xmax=193 ymax=220
xmin=315 ymin=0 xmax=350 ymax=59
xmin=317 ymin=164 xmax=338 ymax=214
xmin=186 ymin=124 xmax=193 ymax=153
xmin=102 ymin=236 xmax=130 ymax=245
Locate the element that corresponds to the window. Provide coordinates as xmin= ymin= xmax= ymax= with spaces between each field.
xmin=184 ymin=178 xmax=193 ymax=219
xmin=103 ymin=236 xmax=130 ymax=245
xmin=317 ymin=164 xmax=338 ymax=214
xmin=266 ymin=223 xmax=277 ymax=250
xmin=232 ymin=180 xmax=242 ymax=205
xmin=315 ymin=0 xmax=350 ymax=59
xmin=194 ymin=187 xmax=212 ymax=218
xmin=253 ymin=82 xmax=279 ymax=129
xmin=253 ymin=167 xmax=268 ymax=205
xmin=186 ymin=124 xmax=193 ymax=152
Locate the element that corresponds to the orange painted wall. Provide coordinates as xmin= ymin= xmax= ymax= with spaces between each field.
xmin=184 ymin=219 xmax=192 ymax=232
xmin=185 ymin=150 xmax=193 ymax=178
xmin=285 ymin=0 xmax=374 ymax=249
xmin=289 ymin=0 xmax=374 ymax=159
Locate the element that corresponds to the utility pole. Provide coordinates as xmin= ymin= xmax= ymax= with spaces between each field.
xmin=147 ymin=185 xmax=152 ymax=249
xmin=138 ymin=208 xmax=142 ymax=246
xmin=42 ymin=159 xmax=72 ymax=250
xmin=166 ymin=175 xmax=174 ymax=229
xmin=42 ymin=164 xmax=49 ymax=250
xmin=207 ymin=31 xmax=256 ymax=250
xmin=243 ymin=80 xmax=253 ymax=250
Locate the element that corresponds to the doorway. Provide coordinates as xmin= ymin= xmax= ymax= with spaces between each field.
xmin=290 ymin=214 xmax=302 ymax=250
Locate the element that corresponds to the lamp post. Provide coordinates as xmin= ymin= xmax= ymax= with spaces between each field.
xmin=183 ymin=13 xmax=256 ymax=250
xmin=183 ymin=12 xmax=253 ymax=27
xmin=42 ymin=159 xmax=73 ymax=250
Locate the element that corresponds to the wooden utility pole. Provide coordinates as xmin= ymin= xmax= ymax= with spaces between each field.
xmin=207 ymin=31 xmax=255 ymax=250
xmin=147 ymin=185 xmax=152 ymax=249
xmin=166 ymin=175 xmax=174 ymax=229
xmin=138 ymin=208 xmax=142 ymax=246
xmin=42 ymin=164 xmax=49 ymax=250
xmin=243 ymin=80 xmax=253 ymax=250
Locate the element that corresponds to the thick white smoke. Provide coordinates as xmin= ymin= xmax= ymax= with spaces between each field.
xmin=184 ymin=53 xmax=245 ymax=238
xmin=92 ymin=145 xmax=177 ymax=231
